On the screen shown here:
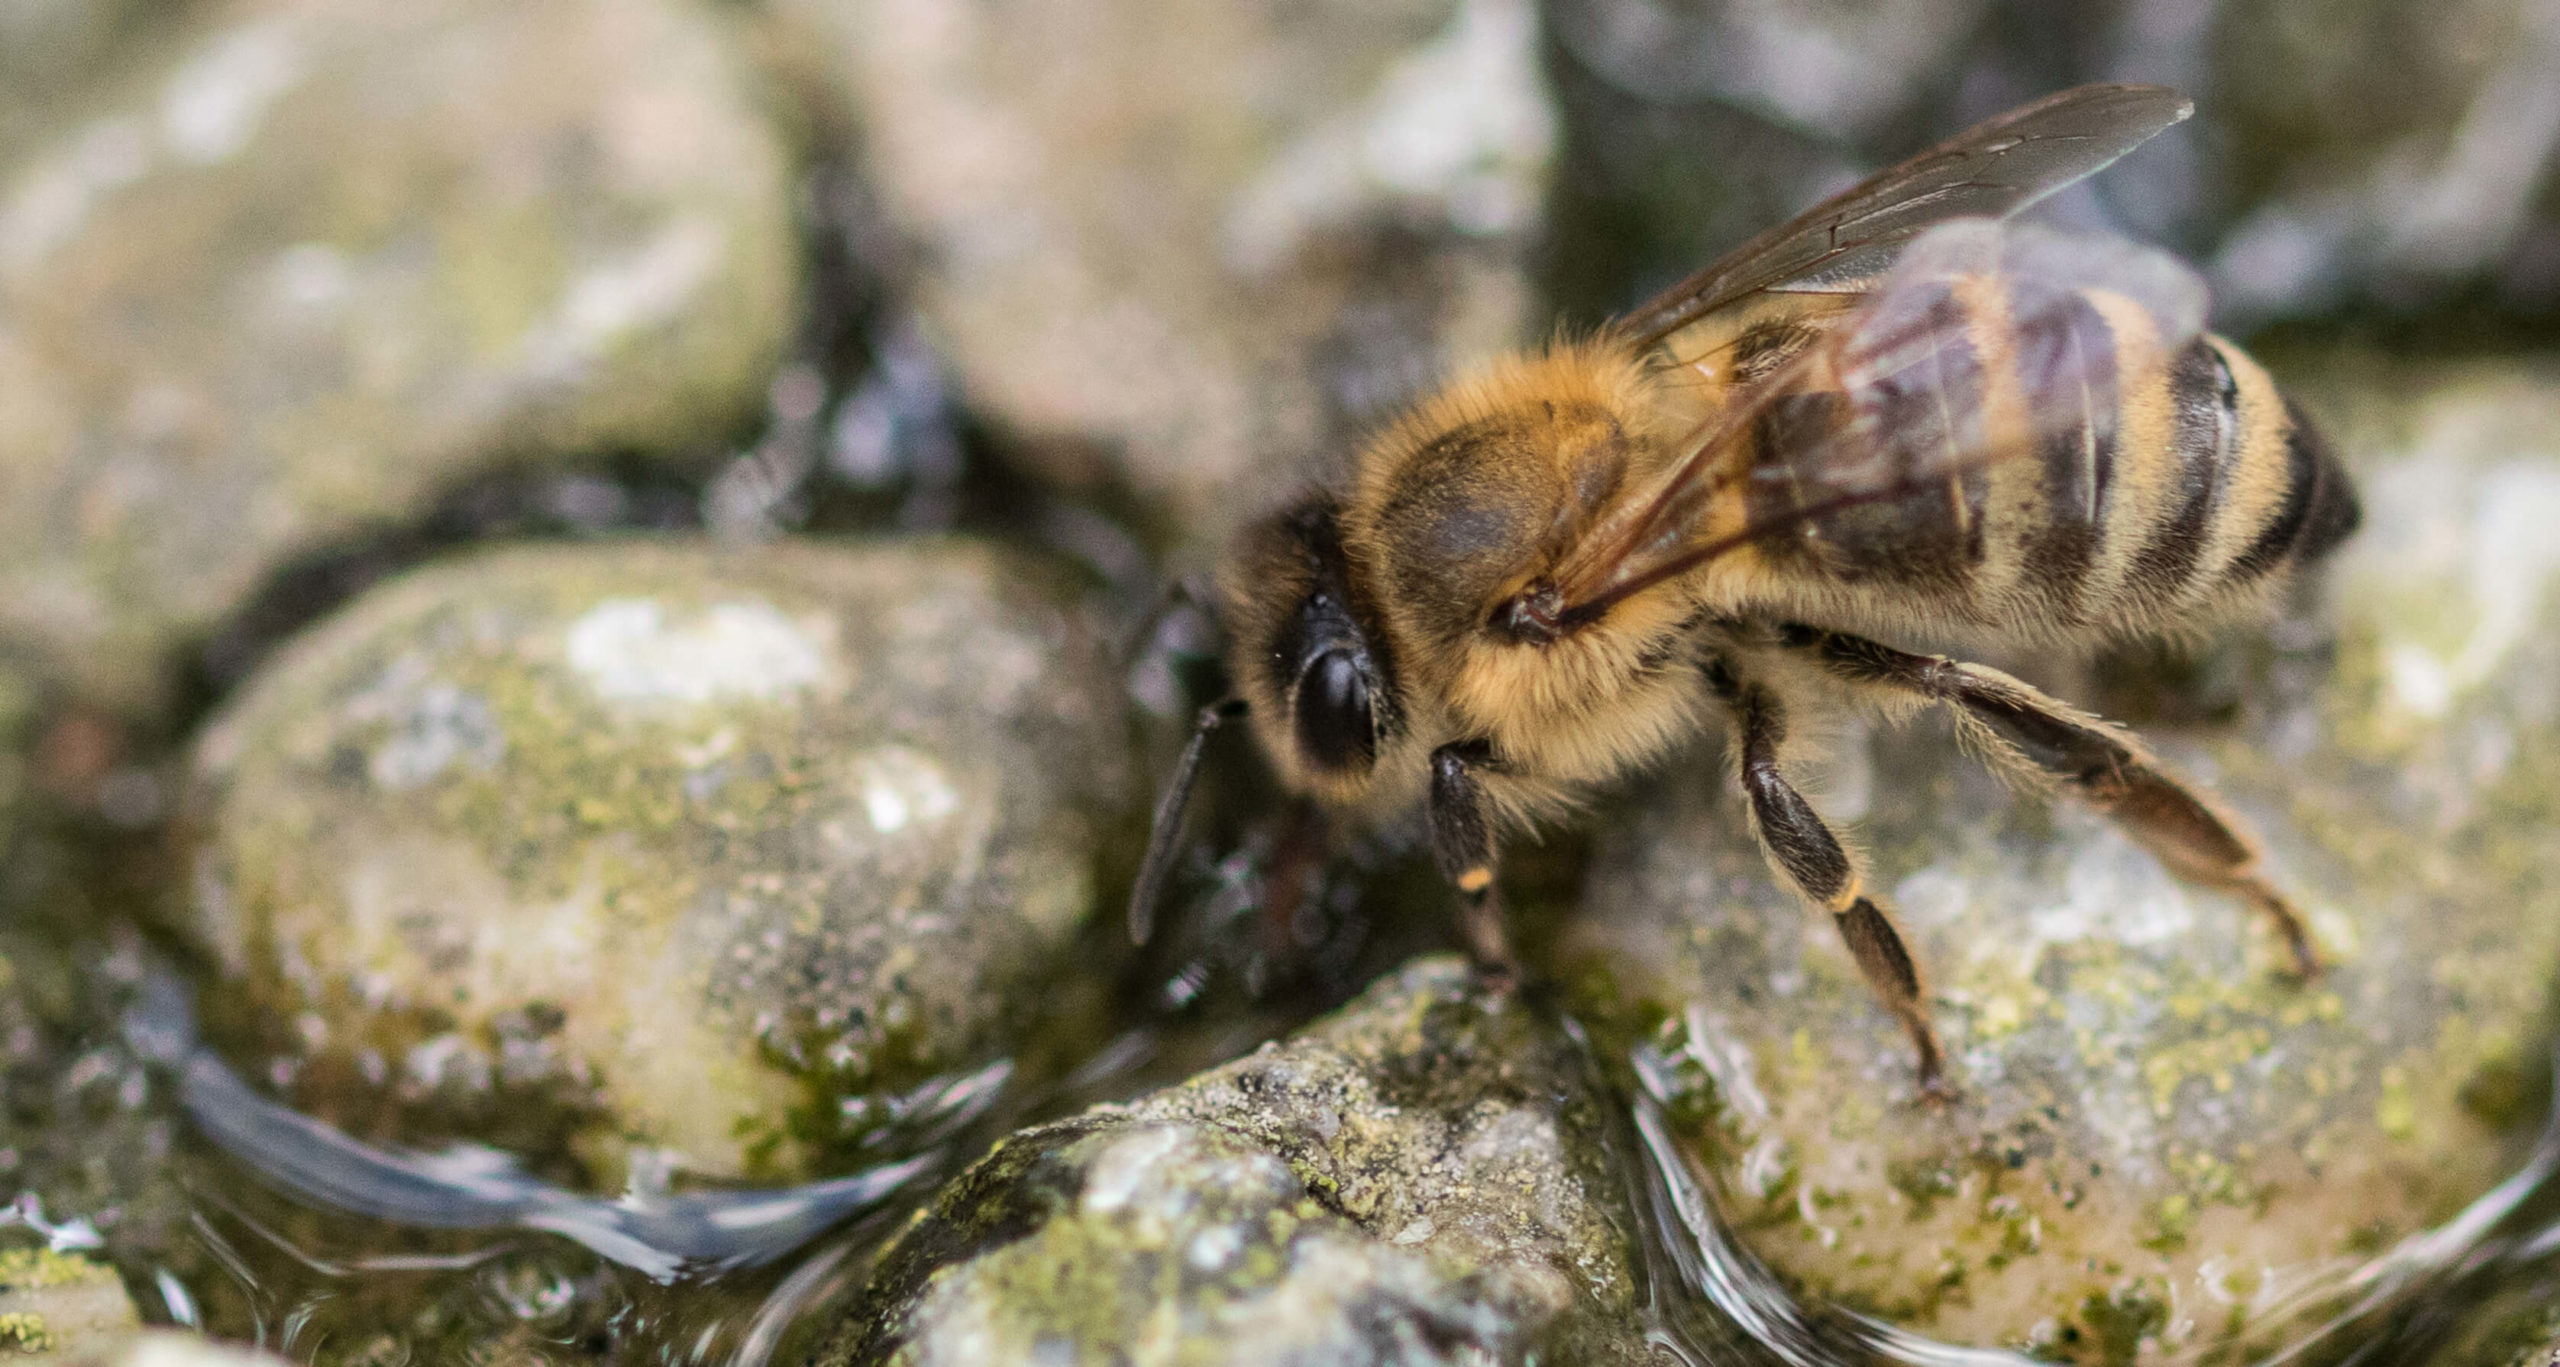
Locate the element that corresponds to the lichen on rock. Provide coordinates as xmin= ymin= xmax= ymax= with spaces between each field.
xmin=181 ymin=538 xmax=1134 ymax=1182
xmin=821 ymin=955 xmax=1676 ymax=1366
xmin=0 ymin=1247 xmax=140 ymax=1362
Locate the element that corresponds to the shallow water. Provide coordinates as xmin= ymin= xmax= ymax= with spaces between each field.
xmin=67 ymin=923 xmax=2554 ymax=1366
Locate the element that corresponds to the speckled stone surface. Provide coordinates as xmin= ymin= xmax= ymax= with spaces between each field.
xmin=180 ymin=538 xmax=1134 ymax=1182
xmin=1561 ymin=355 xmax=2560 ymax=1360
xmin=0 ymin=1248 xmax=141 ymax=1361
xmin=822 ymin=955 xmax=1677 ymax=1366
xmin=759 ymin=0 xmax=1551 ymax=544
xmin=0 ymin=0 xmax=796 ymax=711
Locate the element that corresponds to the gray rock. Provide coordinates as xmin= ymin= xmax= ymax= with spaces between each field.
xmin=0 ymin=0 xmax=158 ymax=169
xmin=2195 ymin=0 xmax=2560 ymax=322
xmin=0 ymin=1248 xmax=140 ymax=1362
xmin=1549 ymin=0 xmax=1987 ymax=140
xmin=182 ymin=538 xmax=1133 ymax=1182
xmin=1559 ymin=353 xmax=2560 ymax=1358
xmin=821 ymin=956 xmax=1675 ymax=1366
xmin=759 ymin=0 xmax=1553 ymax=543
xmin=0 ymin=0 xmax=797 ymax=712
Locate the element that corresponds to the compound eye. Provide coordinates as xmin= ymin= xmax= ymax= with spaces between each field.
xmin=1293 ymin=648 xmax=1376 ymax=775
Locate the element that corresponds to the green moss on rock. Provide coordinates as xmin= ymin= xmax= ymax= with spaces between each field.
xmin=820 ymin=956 xmax=1676 ymax=1366
xmin=0 ymin=1247 xmax=137 ymax=1360
xmin=183 ymin=538 xmax=1134 ymax=1182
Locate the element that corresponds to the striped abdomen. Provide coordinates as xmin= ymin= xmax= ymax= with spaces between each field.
xmin=1737 ymin=291 xmax=2360 ymax=637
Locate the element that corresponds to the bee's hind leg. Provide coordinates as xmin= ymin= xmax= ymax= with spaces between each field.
xmin=1706 ymin=656 xmax=1950 ymax=1093
xmin=1776 ymin=625 xmax=2321 ymax=978
xmin=1427 ymin=739 xmax=1519 ymax=990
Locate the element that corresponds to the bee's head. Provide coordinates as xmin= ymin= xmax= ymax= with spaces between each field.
xmin=1214 ymin=496 xmax=1409 ymax=806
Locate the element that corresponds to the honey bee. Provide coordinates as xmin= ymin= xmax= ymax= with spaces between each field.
xmin=1130 ymin=85 xmax=2359 ymax=1088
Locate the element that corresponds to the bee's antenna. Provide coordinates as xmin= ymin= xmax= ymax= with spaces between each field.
xmin=1128 ymin=697 xmax=1249 ymax=945
xmin=1116 ymin=573 xmax=1219 ymax=672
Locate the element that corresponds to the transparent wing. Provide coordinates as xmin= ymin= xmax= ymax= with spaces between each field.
xmin=1614 ymin=84 xmax=2194 ymax=358
xmin=1535 ymin=218 xmax=2209 ymax=627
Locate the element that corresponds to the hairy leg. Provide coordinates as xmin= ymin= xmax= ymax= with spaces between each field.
xmin=1777 ymin=624 xmax=2319 ymax=976
xmin=1706 ymin=657 xmax=1949 ymax=1090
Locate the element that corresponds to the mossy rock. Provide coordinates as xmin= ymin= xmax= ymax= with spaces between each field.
xmin=183 ymin=537 xmax=1134 ymax=1182
xmin=821 ymin=955 xmax=1675 ymax=1366
xmin=0 ymin=0 xmax=796 ymax=711
xmin=0 ymin=1248 xmax=140 ymax=1361
xmin=754 ymin=0 xmax=1550 ymax=546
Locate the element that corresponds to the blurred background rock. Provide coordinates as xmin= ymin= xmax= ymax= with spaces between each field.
xmin=1542 ymin=0 xmax=2560 ymax=335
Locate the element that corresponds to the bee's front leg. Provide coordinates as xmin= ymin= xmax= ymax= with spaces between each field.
xmin=1426 ymin=739 xmax=1518 ymax=988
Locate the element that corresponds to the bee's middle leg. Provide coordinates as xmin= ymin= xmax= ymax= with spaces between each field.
xmin=1775 ymin=624 xmax=2320 ymax=977
xmin=1426 ymin=739 xmax=1518 ymax=988
xmin=1705 ymin=657 xmax=1949 ymax=1091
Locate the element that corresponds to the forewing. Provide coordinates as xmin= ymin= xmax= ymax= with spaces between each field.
xmin=1616 ymin=84 xmax=2194 ymax=358
xmin=1801 ymin=217 xmax=2208 ymax=502
xmin=1547 ymin=217 xmax=2210 ymax=622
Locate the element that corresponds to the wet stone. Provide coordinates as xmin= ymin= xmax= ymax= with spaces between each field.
xmin=0 ymin=0 xmax=797 ymax=712
xmin=1561 ymin=354 xmax=2560 ymax=1360
xmin=0 ymin=1248 xmax=142 ymax=1362
xmin=181 ymin=539 xmax=1134 ymax=1182
xmin=760 ymin=0 xmax=1553 ymax=543
xmin=0 ymin=933 xmax=188 ymax=1271
xmin=821 ymin=956 xmax=1674 ymax=1366
xmin=0 ymin=807 xmax=192 ymax=1269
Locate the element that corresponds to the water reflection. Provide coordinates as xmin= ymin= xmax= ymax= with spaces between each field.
xmin=180 ymin=1052 xmax=931 ymax=1282
xmin=130 ymin=971 xmax=935 ymax=1283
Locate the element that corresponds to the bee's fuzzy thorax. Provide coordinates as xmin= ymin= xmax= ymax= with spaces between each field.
xmin=1329 ymin=339 xmax=1715 ymax=825
xmin=1351 ymin=339 xmax=1670 ymax=499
